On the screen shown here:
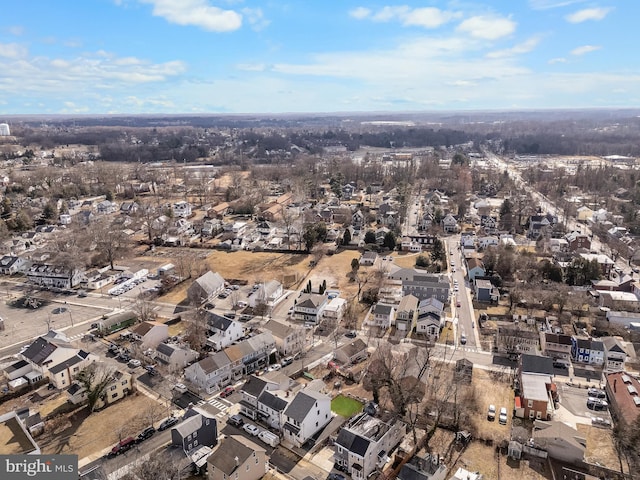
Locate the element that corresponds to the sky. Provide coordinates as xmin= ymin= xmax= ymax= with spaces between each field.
xmin=0 ymin=0 xmax=638 ymax=115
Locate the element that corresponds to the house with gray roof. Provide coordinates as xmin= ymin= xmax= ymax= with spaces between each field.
xmin=282 ymin=388 xmax=332 ymax=447
xmin=184 ymin=351 xmax=233 ymax=394
xmin=334 ymin=412 xmax=407 ymax=478
xmin=47 ymin=350 xmax=96 ymax=389
xmin=397 ymin=454 xmax=448 ymax=480
xmin=20 ymin=333 xmax=78 ymax=376
xmin=0 ymin=255 xmax=27 ymax=275
xmin=334 ymin=339 xmax=369 ymax=365
xmin=206 ymin=435 xmax=267 ymax=480
xmin=416 ymin=297 xmax=444 ymax=342
xmin=187 ymin=271 xmax=225 ymax=305
xmin=239 ymin=373 xmax=298 ymax=423
xmin=171 ymin=406 xmax=217 ymax=455
xmin=368 ymin=303 xmax=395 ymax=329
xmin=155 ymin=343 xmax=199 ymax=371
xmin=263 ymin=319 xmax=306 ymax=356
xmin=292 ymin=293 xmax=328 ymax=325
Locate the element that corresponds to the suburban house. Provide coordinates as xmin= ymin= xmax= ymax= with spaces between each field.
xmin=441 ymin=214 xmax=458 ymax=233
xmin=206 ymin=313 xmax=244 ymax=351
xmin=155 ymin=343 xmax=199 ymax=371
xmin=368 ymin=304 xmax=395 ymax=329
xmin=606 ymin=310 xmax=640 ymax=329
xmin=571 ymin=337 xmax=604 ymax=365
xmin=334 ymin=339 xmax=368 ymax=365
xmin=130 ymin=321 xmax=169 ymax=349
xmin=263 ymin=319 xmax=306 ymax=357
xmin=67 ymin=368 xmax=132 ymax=410
xmin=395 ymin=295 xmax=419 ymax=333
xmin=401 ymin=274 xmax=450 ymax=303
xmin=359 ymin=251 xmax=378 ymax=266
xmin=576 ymin=206 xmax=594 ymax=222
xmin=603 ymin=337 xmax=627 ymax=371
xmin=173 ymin=201 xmax=192 ymax=218
xmin=604 ymin=372 xmax=640 ymax=428
xmin=223 ymin=332 xmax=276 ymax=378
xmin=26 ymin=263 xmax=83 ymax=289
xmin=398 ymin=454 xmax=448 ymax=480
xmin=184 ymin=351 xmax=233 ymax=394
xmin=477 ymin=236 xmax=499 ymax=249
xmin=540 ymin=333 xmax=573 ymax=361
xmin=96 ymin=200 xmax=116 ymax=214
xmin=187 ymin=271 xmax=226 ymax=305
xmin=171 ymin=406 xmax=217 ymax=454
xmin=515 ymin=355 xmax=556 ymax=421
xmin=415 ymin=298 xmax=444 ymax=341
xmin=465 ymin=258 xmax=485 ymax=281
xmin=249 ymin=280 xmax=284 ymax=308
xmin=579 ymin=253 xmax=615 ymax=276
xmin=475 ymin=279 xmax=497 ymax=302
xmin=47 ymin=350 xmax=96 ymax=389
xmin=282 ymin=387 xmax=332 ymax=448
xmin=531 ymin=421 xmax=586 ymax=464
xmin=239 ymin=373 xmax=298 ymax=423
xmin=206 ymin=435 xmax=267 ymax=480
xmin=495 ymin=326 xmax=540 ymax=357
xmin=0 ymin=255 xmax=27 ymax=275
xmin=20 ymin=332 xmax=80 ymax=380
xmin=323 ymin=297 xmax=347 ymax=324
xmin=208 ymin=202 xmax=230 ymax=218
xmin=334 ymin=412 xmax=407 ymax=479
xmin=564 ymin=232 xmax=591 ymax=252
xmin=527 ymin=214 xmax=554 ymax=239
xmin=293 ymin=293 xmax=328 ymax=325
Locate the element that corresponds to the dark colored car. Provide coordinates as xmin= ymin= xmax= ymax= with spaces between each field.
xmin=328 ymin=474 xmax=346 ymax=480
xmin=107 ymin=437 xmax=135 ymax=457
xmin=344 ymin=331 xmax=357 ymax=338
xmin=228 ymin=414 xmax=244 ymax=427
xmin=158 ymin=416 xmax=179 ymax=431
xmin=136 ymin=426 xmax=156 ymax=443
xmin=220 ymin=387 xmax=235 ymax=398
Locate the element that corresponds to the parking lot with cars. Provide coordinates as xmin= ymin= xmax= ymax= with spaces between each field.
xmin=558 ymin=384 xmax=612 ymax=423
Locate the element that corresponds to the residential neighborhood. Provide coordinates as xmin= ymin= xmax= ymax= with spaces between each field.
xmin=0 ymin=116 xmax=640 ymax=480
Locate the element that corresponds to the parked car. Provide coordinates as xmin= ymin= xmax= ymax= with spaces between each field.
xmin=268 ymin=364 xmax=281 ymax=371
xmin=499 ymin=407 xmax=508 ymax=425
xmin=460 ymin=334 xmax=467 ymax=345
xmin=242 ymin=423 xmax=260 ymax=436
xmin=344 ymin=330 xmax=357 ymax=338
xmin=128 ymin=359 xmax=142 ymax=368
xmin=328 ymin=474 xmax=346 ymax=480
xmin=158 ymin=416 xmax=180 ymax=431
xmin=587 ymin=398 xmax=608 ymax=410
xmin=136 ymin=426 xmax=156 ymax=443
xmin=108 ymin=437 xmax=135 ymax=457
xmin=487 ymin=404 xmax=496 ymax=421
xmin=228 ymin=414 xmax=244 ymax=427
xmin=220 ymin=386 xmax=235 ymax=398
xmin=553 ymin=361 xmax=568 ymax=370
xmin=280 ymin=356 xmax=294 ymax=367
xmin=258 ymin=430 xmax=280 ymax=447
xmin=173 ymin=383 xmax=188 ymax=394
xmin=588 ymin=388 xmax=606 ymax=399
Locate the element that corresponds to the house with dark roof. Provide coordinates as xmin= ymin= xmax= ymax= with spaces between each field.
xmin=239 ymin=372 xmax=298 ymax=423
xmin=415 ymin=298 xmax=444 ymax=341
xmin=0 ymin=255 xmax=27 ymax=275
xmin=257 ymin=389 xmax=291 ymax=430
xmin=206 ymin=313 xmax=244 ymax=351
xmin=334 ymin=412 xmax=407 ymax=478
xmin=515 ymin=355 xmax=555 ymax=421
xmin=206 ymin=435 xmax=267 ymax=480
xmin=3 ymin=359 xmax=31 ymax=382
xmin=401 ymin=274 xmax=450 ymax=303
xmin=359 ymin=251 xmax=378 ymax=266
xmin=47 ymin=350 xmax=96 ymax=389
xmin=571 ymin=336 xmax=604 ymax=365
xmin=282 ymin=388 xmax=332 ymax=447
xmin=187 ymin=271 xmax=226 ymax=305
xmin=26 ymin=263 xmax=83 ymax=289
xmin=368 ymin=303 xmax=395 ymax=329
xmin=465 ymin=258 xmax=485 ymax=281
xmin=171 ymin=406 xmax=217 ymax=455
xmin=155 ymin=343 xmax=199 ymax=371
xmin=67 ymin=368 xmax=132 ymax=410
xmin=224 ymin=332 xmax=276 ymax=378
xmin=19 ymin=333 xmax=78 ymax=376
xmin=540 ymin=332 xmax=572 ymax=361
xmin=604 ymin=371 xmax=640 ymax=428
xmin=395 ymin=294 xmax=419 ymax=334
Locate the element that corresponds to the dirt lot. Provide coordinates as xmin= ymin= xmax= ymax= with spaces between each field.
xmin=468 ymin=369 xmax=515 ymax=443
xmin=576 ymin=423 xmax=626 ymax=473
xmin=453 ymin=440 xmax=550 ymax=480
xmin=37 ymin=392 xmax=164 ymax=460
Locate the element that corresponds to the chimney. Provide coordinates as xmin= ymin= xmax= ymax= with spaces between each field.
xmin=614 ymin=378 xmax=617 ymax=392
xmin=234 ymin=456 xmax=239 ymax=466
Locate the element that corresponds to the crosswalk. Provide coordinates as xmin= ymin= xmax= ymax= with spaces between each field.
xmin=197 ymin=397 xmax=232 ymax=418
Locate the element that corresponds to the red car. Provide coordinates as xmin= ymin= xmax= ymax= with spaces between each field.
xmin=220 ymin=387 xmax=235 ymax=398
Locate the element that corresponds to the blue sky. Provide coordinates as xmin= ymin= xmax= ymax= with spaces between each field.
xmin=0 ymin=0 xmax=638 ymax=114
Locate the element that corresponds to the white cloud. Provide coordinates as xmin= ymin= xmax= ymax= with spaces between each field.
xmin=349 ymin=7 xmax=371 ymax=20
xmin=457 ymin=15 xmax=516 ymax=40
xmin=242 ymin=7 xmax=270 ymax=31
xmin=7 ymin=26 xmax=24 ymax=36
xmin=548 ymin=57 xmax=567 ymax=64
xmin=528 ymin=0 xmax=586 ymax=10
xmin=565 ymin=7 xmax=612 ymax=23
xmin=0 ymin=42 xmax=27 ymax=59
xmin=138 ymin=0 xmax=242 ymax=32
xmin=350 ymin=5 xmax=459 ymax=28
xmin=571 ymin=45 xmax=601 ymax=55
xmin=235 ymin=63 xmax=267 ymax=71
xmin=486 ymin=36 xmax=542 ymax=58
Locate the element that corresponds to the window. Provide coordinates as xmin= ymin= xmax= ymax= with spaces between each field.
xmin=205 ymin=419 xmax=210 ymax=425
xmin=188 ymin=443 xmax=192 ymax=450
xmin=194 ymin=440 xmax=198 ymax=446
xmin=527 ymin=399 xmax=533 ymax=408
xmin=73 ymin=367 xmax=79 ymax=372
xmin=193 ymin=431 xmax=197 ymax=437
xmin=246 ymin=465 xmax=250 ymax=472
xmin=187 ymin=434 xmax=192 ymax=441
xmin=111 ymin=393 xmax=118 ymax=399
xmin=61 ymin=380 xmax=66 ymax=385
xmin=122 ymin=380 xmax=128 ymax=386
xmin=256 ymin=457 xmax=258 ymax=464
xmin=110 ymin=385 xmax=117 ymax=391
xmin=316 ymin=421 xmax=318 ymax=427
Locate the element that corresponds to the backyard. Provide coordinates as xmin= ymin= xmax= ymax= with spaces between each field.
xmin=331 ymin=394 xmax=363 ymax=417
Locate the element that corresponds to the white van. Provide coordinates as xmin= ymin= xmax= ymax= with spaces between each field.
xmin=258 ymin=430 xmax=280 ymax=447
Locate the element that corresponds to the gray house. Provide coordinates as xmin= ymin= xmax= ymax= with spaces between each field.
xmin=187 ymin=271 xmax=225 ymax=305
xmin=171 ymin=406 xmax=218 ymax=455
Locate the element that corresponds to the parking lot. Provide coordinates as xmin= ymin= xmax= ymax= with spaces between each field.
xmin=558 ymin=384 xmax=611 ymax=423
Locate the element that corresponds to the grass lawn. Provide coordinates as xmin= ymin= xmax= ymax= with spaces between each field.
xmin=331 ymin=394 xmax=363 ymax=417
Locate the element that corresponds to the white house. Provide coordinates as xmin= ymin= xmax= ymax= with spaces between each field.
xmin=263 ymin=319 xmax=306 ymax=357
xmin=603 ymin=337 xmax=627 ymax=371
xmin=323 ymin=297 xmax=347 ymax=323
xmin=184 ymin=351 xmax=233 ymax=394
xmin=415 ymin=298 xmax=444 ymax=341
xmin=249 ymin=280 xmax=284 ymax=308
xmin=173 ymin=201 xmax=192 ymax=218
xmin=130 ymin=321 xmax=169 ymax=349
xmin=282 ymin=388 xmax=332 ymax=448
xmin=155 ymin=343 xmax=199 ymax=371
xmin=293 ymin=293 xmax=328 ymax=324
xmin=0 ymin=255 xmax=27 ymax=275
xmin=368 ymin=304 xmax=395 ymax=329
xmin=206 ymin=313 xmax=244 ymax=351
xmin=47 ymin=350 xmax=97 ymax=389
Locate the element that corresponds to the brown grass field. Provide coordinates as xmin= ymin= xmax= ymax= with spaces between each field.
xmin=577 ymin=423 xmax=626 ymax=473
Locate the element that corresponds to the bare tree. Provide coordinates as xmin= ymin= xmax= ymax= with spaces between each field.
xmin=91 ymin=216 xmax=130 ymax=269
xmin=134 ymin=296 xmax=157 ymax=323
xmin=182 ymin=308 xmax=209 ymax=355
xmin=75 ymin=363 xmax=116 ymax=413
xmin=120 ymin=451 xmax=188 ymax=480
